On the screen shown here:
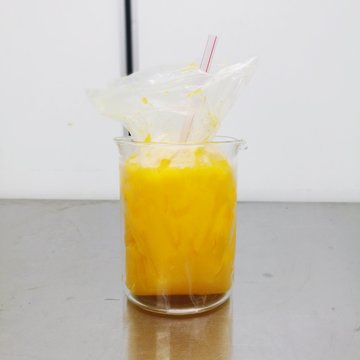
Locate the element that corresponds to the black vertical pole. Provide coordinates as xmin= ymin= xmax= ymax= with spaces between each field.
xmin=124 ymin=0 xmax=134 ymax=75
xmin=124 ymin=0 xmax=134 ymax=135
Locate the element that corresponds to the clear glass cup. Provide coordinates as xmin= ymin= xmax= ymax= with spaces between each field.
xmin=115 ymin=136 xmax=244 ymax=315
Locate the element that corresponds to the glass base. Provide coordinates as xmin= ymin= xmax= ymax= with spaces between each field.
xmin=126 ymin=290 xmax=231 ymax=316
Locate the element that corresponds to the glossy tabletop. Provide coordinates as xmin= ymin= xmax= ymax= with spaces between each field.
xmin=0 ymin=200 xmax=359 ymax=359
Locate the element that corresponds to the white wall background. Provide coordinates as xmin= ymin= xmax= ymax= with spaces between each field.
xmin=0 ymin=0 xmax=123 ymax=199
xmin=138 ymin=0 xmax=360 ymax=202
xmin=0 ymin=0 xmax=359 ymax=201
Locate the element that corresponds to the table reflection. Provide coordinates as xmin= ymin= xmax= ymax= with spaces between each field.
xmin=124 ymin=300 xmax=232 ymax=360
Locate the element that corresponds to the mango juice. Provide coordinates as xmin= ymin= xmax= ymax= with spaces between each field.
xmin=121 ymin=147 xmax=237 ymax=296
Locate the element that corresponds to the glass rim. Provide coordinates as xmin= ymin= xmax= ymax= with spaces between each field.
xmin=114 ymin=135 xmax=246 ymax=147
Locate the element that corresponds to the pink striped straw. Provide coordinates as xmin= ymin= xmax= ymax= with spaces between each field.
xmin=200 ymin=34 xmax=218 ymax=72
xmin=180 ymin=35 xmax=218 ymax=142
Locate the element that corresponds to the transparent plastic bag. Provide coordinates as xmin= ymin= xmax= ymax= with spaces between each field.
xmin=89 ymin=59 xmax=256 ymax=143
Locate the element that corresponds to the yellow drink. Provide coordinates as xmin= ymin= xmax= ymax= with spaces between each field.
xmin=121 ymin=148 xmax=236 ymax=295
xmin=121 ymin=147 xmax=237 ymax=296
